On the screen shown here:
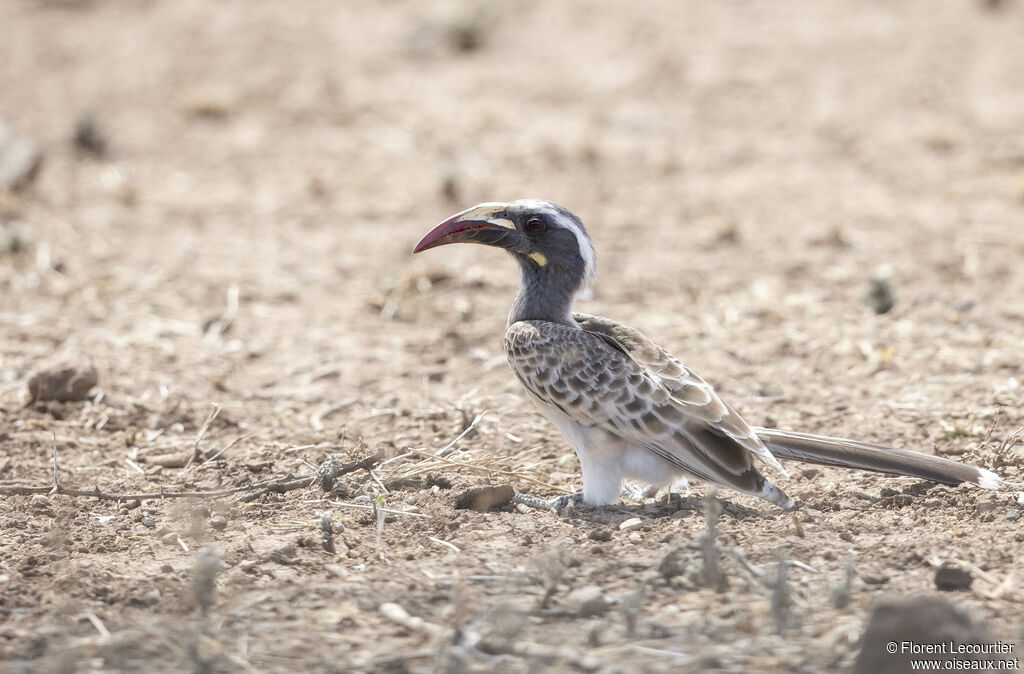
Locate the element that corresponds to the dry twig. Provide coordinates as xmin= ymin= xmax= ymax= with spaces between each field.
xmin=0 ymin=440 xmax=381 ymax=505
xmin=182 ymin=403 xmax=221 ymax=471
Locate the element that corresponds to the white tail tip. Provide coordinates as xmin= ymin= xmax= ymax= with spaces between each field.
xmin=976 ymin=468 xmax=1001 ymax=491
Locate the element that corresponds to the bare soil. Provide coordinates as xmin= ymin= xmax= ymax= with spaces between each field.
xmin=2 ymin=1 xmax=1023 ymax=672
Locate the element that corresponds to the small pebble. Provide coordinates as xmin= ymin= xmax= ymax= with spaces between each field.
xmin=324 ymin=564 xmax=347 ymax=578
xmin=161 ymin=532 xmax=180 ymax=546
xmin=354 ymin=495 xmax=371 ymax=503
xmin=141 ymin=516 xmax=156 ymax=528
xmin=587 ymin=528 xmax=613 ymax=542
xmin=210 ymin=516 xmax=228 ymax=531
xmin=619 ymin=517 xmax=643 ymax=531
xmin=1007 ymin=509 xmax=1020 ymax=521
xmin=566 ymin=585 xmax=609 ymax=617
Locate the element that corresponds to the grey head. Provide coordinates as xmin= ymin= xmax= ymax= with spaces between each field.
xmin=413 ymin=199 xmax=597 ymax=325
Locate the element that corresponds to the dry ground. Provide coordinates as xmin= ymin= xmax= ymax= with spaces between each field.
xmin=2 ymin=1 xmax=1024 ymax=672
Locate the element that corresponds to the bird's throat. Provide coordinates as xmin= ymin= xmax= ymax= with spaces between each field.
xmin=508 ymin=264 xmax=578 ymax=326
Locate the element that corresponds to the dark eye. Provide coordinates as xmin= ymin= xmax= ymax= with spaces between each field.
xmin=524 ymin=217 xmax=544 ymax=234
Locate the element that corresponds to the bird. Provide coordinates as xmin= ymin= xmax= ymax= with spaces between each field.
xmin=413 ymin=199 xmax=1001 ymax=509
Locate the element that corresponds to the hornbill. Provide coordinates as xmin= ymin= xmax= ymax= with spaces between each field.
xmin=413 ymin=200 xmax=1001 ymax=509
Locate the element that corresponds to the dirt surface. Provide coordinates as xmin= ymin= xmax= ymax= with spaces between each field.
xmin=2 ymin=1 xmax=1024 ymax=672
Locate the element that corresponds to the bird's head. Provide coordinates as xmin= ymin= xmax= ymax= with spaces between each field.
xmin=413 ymin=199 xmax=596 ymax=297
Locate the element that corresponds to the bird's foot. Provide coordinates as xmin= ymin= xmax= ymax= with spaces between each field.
xmin=620 ymin=483 xmax=659 ymax=502
xmin=513 ymin=492 xmax=584 ymax=511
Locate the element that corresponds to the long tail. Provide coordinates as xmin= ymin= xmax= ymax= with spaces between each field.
xmin=754 ymin=427 xmax=1001 ymax=491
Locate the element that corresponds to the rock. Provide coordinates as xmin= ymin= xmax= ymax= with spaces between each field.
xmin=934 ymin=564 xmax=973 ymax=592
xmin=269 ymin=544 xmax=297 ymax=564
xmin=26 ymin=364 xmax=98 ymax=403
xmin=566 ymin=585 xmax=608 ymax=617
xmin=1007 ymin=509 xmax=1020 ymax=521
xmin=209 ymin=516 xmax=228 ymax=531
xmin=618 ymin=517 xmax=643 ymax=531
xmin=0 ymin=121 xmax=42 ymax=191
xmin=853 ymin=596 xmax=995 ymax=674
xmin=453 ymin=484 xmax=514 ymax=511
xmin=587 ymin=527 xmax=613 ymax=542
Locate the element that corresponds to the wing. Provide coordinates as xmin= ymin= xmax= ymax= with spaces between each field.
xmin=504 ymin=317 xmax=788 ymax=499
xmin=572 ymin=313 xmax=786 ymax=476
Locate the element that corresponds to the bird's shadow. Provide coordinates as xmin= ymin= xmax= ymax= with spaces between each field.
xmin=553 ymin=493 xmax=767 ymax=527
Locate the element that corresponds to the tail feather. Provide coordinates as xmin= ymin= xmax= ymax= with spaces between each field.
xmin=754 ymin=427 xmax=1000 ymax=491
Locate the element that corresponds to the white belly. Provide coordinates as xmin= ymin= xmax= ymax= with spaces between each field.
xmin=533 ymin=401 xmax=683 ymax=505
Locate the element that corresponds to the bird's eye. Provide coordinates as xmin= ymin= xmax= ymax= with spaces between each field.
xmin=524 ymin=217 xmax=544 ymax=234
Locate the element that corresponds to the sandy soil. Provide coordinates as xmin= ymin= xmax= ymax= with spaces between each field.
xmin=2 ymin=1 xmax=1023 ymax=672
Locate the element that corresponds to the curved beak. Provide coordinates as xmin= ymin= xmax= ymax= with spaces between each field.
xmin=413 ymin=202 xmax=525 ymax=254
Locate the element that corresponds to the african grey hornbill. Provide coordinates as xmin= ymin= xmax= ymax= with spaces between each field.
xmin=413 ymin=200 xmax=1001 ymax=509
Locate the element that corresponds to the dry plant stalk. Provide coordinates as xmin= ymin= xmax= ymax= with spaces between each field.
xmin=701 ymin=495 xmax=725 ymax=591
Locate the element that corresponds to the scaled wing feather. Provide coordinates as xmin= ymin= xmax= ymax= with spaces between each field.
xmin=504 ymin=315 xmax=788 ymax=487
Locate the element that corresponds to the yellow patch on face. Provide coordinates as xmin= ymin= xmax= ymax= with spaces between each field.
xmin=528 ymin=251 xmax=548 ymax=266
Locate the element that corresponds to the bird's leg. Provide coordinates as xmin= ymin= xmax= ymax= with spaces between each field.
xmin=621 ymin=483 xmax=659 ymax=502
xmin=513 ymin=492 xmax=584 ymax=511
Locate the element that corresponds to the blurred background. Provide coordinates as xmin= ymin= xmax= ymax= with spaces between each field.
xmin=2 ymin=1 xmax=1023 ymax=671
xmin=3 ymin=0 xmax=1022 ymax=396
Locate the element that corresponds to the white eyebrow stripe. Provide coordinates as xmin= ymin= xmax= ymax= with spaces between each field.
xmin=567 ymin=222 xmax=596 ymax=291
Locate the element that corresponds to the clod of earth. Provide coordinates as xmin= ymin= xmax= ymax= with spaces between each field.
xmin=26 ymin=364 xmax=99 ymax=403
xmin=453 ymin=484 xmax=515 ymax=511
xmin=863 ymin=276 xmax=897 ymax=314
xmin=934 ymin=564 xmax=973 ymax=592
